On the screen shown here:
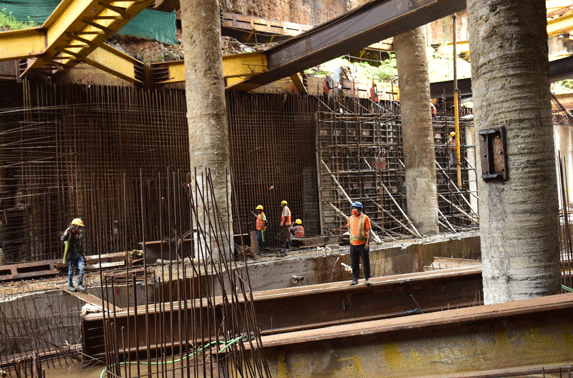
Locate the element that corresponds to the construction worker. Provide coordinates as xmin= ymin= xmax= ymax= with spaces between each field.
xmin=290 ymin=219 xmax=305 ymax=238
xmin=255 ymin=205 xmax=267 ymax=251
xmin=280 ymin=200 xmax=292 ymax=249
xmin=322 ymin=75 xmax=332 ymax=96
xmin=348 ymin=201 xmax=372 ymax=286
xmin=369 ymin=81 xmax=379 ymax=103
xmin=369 ymin=81 xmax=379 ymax=112
xmin=61 ymin=218 xmax=86 ymax=292
xmin=449 ymin=131 xmax=457 ymax=167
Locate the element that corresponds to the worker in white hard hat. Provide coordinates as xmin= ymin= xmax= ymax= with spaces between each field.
xmin=280 ymin=200 xmax=292 ymax=250
xmin=290 ymin=219 xmax=305 ymax=238
xmin=449 ymin=131 xmax=457 ymax=168
xmin=255 ymin=205 xmax=267 ymax=252
xmin=61 ymin=218 xmax=86 ymax=292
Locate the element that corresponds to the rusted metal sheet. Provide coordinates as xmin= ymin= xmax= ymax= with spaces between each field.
xmin=0 ymin=260 xmax=60 ymax=282
xmin=0 ymin=252 xmax=135 ymax=282
xmin=221 ymin=12 xmax=313 ymax=37
xmin=479 ymin=126 xmax=508 ymax=181
xmin=82 ymin=266 xmax=482 ymax=358
xmin=254 ymin=293 xmax=573 ymax=377
xmin=0 ymin=61 xmax=17 ymax=80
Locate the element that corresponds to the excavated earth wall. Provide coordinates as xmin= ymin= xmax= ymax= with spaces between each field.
xmin=220 ymin=0 xmax=368 ymax=26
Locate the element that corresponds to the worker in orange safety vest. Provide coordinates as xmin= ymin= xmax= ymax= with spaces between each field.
xmin=347 ymin=201 xmax=372 ymax=286
xmin=255 ymin=205 xmax=267 ymax=251
xmin=290 ymin=219 xmax=305 ymax=238
xmin=280 ymin=200 xmax=292 ymax=249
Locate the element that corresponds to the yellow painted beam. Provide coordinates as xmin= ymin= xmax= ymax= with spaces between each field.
xmin=152 ymin=52 xmax=267 ymax=86
xmin=437 ymin=40 xmax=470 ymax=56
xmin=84 ymin=44 xmax=143 ymax=83
xmin=547 ymin=0 xmax=573 ymax=10
xmin=0 ymin=28 xmax=45 ymax=62
xmin=290 ymin=73 xmax=307 ymax=94
xmin=150 ymin=60 xmax=184 ymax=84
xmin=20 ymin=0 xmax=152 ymax=77
xmin=548 ymin=12 xmax=573 ymax=37
xmin=223 ymin=52 xmax=267 ymax=78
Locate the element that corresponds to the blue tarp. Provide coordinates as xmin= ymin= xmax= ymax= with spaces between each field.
xmin=0 ymin=1 xmax=177 ymax=45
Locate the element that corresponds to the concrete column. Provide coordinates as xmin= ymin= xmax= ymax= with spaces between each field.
xmin=180 ymin=0 xmax=232 ymax=261
xmin=394 ymin=27 xmax=439 ymax=235
xmin=468 ymin=0 xmax=560 ymax=303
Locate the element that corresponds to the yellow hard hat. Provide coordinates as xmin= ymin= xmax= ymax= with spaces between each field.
xmin=295 ymin=219 xmax=302 ymax=225
xmin=281 ymin=200 xmax=287 ymax=206
xmin=450 ymin=131 xmax=456 ymax=137
xmin=71 ymin=218 xmax=84 ymax=227
xmin=256 ymin=205 xmax=263 ymax=210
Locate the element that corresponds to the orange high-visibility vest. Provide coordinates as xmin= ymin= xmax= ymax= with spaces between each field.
xmin=281 ymin=206 xmax=291 ymax=226
xmin=256 ymin=212 xmax=267 ymax=230
xmin=293 ymin=225 xmax=305 ymax=238
xmin=348 ymin=214 xmax=370 ymax=245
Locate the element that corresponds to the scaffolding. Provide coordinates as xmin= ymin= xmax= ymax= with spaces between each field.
xmin=317 ymin=94 xmax=478 ymax=239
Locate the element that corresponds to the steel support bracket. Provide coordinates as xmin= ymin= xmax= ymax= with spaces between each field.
xmin=479 ymin=126 xmax=508 ymax=181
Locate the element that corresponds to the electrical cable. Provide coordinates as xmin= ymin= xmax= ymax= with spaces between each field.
xmin=99 ymin=336 xmax=242 ymax=377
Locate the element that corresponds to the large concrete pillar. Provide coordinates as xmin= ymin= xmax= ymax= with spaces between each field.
xmin=468 ymin=0 xmax=560 ymax=304
xmin=395 ymin=27 xmax=439 ymax=235
xmin=180 ymin=0 xmax=232 ymax=261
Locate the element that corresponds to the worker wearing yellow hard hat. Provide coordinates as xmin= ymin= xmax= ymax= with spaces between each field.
xmin=291 ymin=219 xmax=305 ymax=239
xmin=449 ymin=131 xmax=457 ymax=167
xmin=280 ymin=200 xmax=292 ymax=249
xmin=61 ymin=218 xmax=86 ymax=292
xmin=255 ymin=205 xmax=267 ymax=252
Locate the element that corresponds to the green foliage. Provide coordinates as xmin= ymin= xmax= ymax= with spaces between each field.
xmin=358 ymin=53 xmax=397 ymax=83
xmin=0 ymin=8 xmax=37 ymax=30
xmin=427 ymin=45 xmax=471 ymax=83
xmin=308 ymin=44 xmax=472 ymax=87
xmin=551 ymin=79 xmax=573 ymax=94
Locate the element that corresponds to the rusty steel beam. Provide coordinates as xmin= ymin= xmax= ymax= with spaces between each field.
xmin=0 ymin=260 xmax=60 ymax=282
xmin=430 ymin=55 xmax=573 ymax=99
xmin=82 ymin=266 xmax=482 ymax=358
xmin=227 ymin=0 xmax=466 ymax=91
xmin=254 ymin=293 xmax=573 ymax=377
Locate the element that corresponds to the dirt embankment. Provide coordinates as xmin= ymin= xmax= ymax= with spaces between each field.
xmin=106 ymin=0 xmax=371 ymax=63
xmin=220 ymin=0 xmax=367 ymax=26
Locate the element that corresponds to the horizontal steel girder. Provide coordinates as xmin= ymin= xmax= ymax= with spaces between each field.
xmin=150 ymin=52 xmax=268 ymax=85
xmin=84 ymin=44 xmax=144 ymax=83
xmin=431 ymin=55 xmax=573 ymax=99
xmin=548 ymin=11 xmax=573 ymax=37
xmin=227 ymin=0 xmax=467 ymax=91
xmin=255 ymin=293 xmax=573 ymax=378
xmin=81 ymin=266 xmax=482 ymax=358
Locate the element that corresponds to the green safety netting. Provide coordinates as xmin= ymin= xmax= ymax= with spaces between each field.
xmin=0 ymin=1 xmax=177 ymax=45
